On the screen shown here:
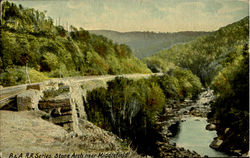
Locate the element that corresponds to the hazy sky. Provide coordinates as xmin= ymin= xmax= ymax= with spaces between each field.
xmin=13 ymin=0 xmax=249 ymax=32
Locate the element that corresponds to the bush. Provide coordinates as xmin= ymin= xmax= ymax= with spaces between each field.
xmin=156 ymin=68 xmax=202 ymax=99
xmin=0 ymin=66 xmax=48 ymax=86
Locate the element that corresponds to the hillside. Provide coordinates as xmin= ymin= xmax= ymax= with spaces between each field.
xmin=0 ymin=2 xmax=151 ymax=86
xmin=89 ymin=30 xmax=210 ymax=58
xmin=144 ymin=16 xmax=249 ymax=84
xmin=144 ymin=16 xmax=249 ymax=155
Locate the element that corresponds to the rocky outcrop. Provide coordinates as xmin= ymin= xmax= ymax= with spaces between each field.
xmin=17 ymin=89 xmax=41 ymax=111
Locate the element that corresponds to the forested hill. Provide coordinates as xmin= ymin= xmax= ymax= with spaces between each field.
xmin=145 ymin=16 xmax=249 ymax=154
xmin=144 ymin=16 xmax=249 ymax=85
xmin=89 ymin=30 xmax=210 ymax=58
xmin=0 ymin=2 xmax=151 ymax=86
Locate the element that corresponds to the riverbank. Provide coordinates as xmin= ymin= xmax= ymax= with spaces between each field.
xmin=170 ymin=117 xmax=229 ymax=157
xmin=154 ymin=89 xmax=225 ymax=157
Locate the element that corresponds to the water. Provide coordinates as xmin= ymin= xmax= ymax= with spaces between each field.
xmin=170 ymin=117 xmax=229 ymax=157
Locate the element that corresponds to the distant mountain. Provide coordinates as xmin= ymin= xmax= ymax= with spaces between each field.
xmin=89 ymin=30 xmax=210 ymax=58
xmin=144 ymin=16 xmax=249 ymax=84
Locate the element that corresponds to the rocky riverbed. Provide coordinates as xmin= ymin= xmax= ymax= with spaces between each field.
xmin=154 ymin=89 xmax=215 ymax=157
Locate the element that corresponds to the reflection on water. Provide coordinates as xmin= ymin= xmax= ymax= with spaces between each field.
xmin=170 ymin=117 xmax=228 ymax=157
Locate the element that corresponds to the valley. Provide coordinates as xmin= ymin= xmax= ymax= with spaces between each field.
xmin=0 ymin=1 xmax=249 ymax=158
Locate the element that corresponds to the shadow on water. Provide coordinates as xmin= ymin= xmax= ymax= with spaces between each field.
xmin=168 ymin=121 xmax=180 ymax=137
xmin=169 ymin=117 xmax=229 ymax=157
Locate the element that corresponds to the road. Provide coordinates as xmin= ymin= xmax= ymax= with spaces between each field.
xmin=0 ymin=73 xmax=163 ymax=105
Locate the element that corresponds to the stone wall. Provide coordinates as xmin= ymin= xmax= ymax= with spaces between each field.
xmin=2 ymin=75 xmax=154 ymax=135
xmin=37 ymin=83 xmax=82 ymax=135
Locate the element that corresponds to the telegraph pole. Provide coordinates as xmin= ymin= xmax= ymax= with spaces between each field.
xmin=59 ymin=65 xmax=62 ymax=79
xmin=0 ymin=0 xmax=7 ymax=25
xmin=0 ymin=0 xmax=4 ymax=25
xmin=25 ymin=63 xmax=31 ymax=84
xmin=66 ymin=21 xmax=68 ymax=31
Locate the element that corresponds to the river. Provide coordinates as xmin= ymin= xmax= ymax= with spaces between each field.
xmin=169 ymin=116 xmax=229 ymax=157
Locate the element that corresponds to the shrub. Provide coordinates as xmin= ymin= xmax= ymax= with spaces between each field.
xmin=0 ymin=66 xmax=49 ymax=86
xmin=156 ymin=68 xmax=202 ymax=100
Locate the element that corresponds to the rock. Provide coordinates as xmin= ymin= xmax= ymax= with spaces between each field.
xmin=63 ymin=123 xmax=74 ymax=132
xmin=224 ymin=128 xmax=230 ymax=134
xmin=209 ymin=138 xmax=223 ymax=149
xmin=27 ymin=84 xmax=42 ymax=90
xmin=39 ymin=89 xmax=83 ymax=135
xmin=206 ymin=123 xmax=216 ymax=131
xmin=167 ymin=132 xmax=173 ymax=137
xmin=38 ymin=98 xmax=71 ymax=109
xmin=165 ymin=108 xmax=172 ymax=113
xmin=233 ymin=149 xmax=242 ymax=155
xmin=51 ymin=115 xmax=73 ymax=124
xmin=70 ymin=84 xmax=87 ymax=119
xmin=242 ymin=150 xmax=250 ymax=157
xmin=184 ymin=99 xmax=192 ymax=103
xmin=17 ymin=89 xmax=41 ymax=111
xmin=189 ymin=107 xmax=195 ymax=112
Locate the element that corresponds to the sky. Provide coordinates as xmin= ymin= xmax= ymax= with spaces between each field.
xmin=12 ymin=0 xmax=249 ymax=33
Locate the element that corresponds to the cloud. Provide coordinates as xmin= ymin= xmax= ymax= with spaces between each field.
xmin=67 ymin=0 xmax=82 ymax=9
xmin=203 ymin=0 xmax=223 ymax=13
xmin=238 ymin=0 xmax=249 ymax=3
xmin=13 ymin=0 xmax=249 ymax=32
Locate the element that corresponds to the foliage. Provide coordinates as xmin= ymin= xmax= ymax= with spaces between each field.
xmin=86 ymin=73 xmax=202 ymax=155
xmin=0 ymin=66 xmax=48 ymax=86
xmin=210 ymin=44 xmax=249 ymax=153
xmin=143 ymin=56 xmax=176 ymax=73
xmin=155 ymin=68 xmax=202 ymax=99
xmin=145 ymin=17 xmax=249 ymax=85
xmin=143 ymin=17 xmax=249 ymax=154
xmin=42 ymin=84 xmax=70 ymax=99
xmin=86 ymin=77 xmax=165 ymax=154
xmin=0 ymin=2 xmax=151 ymax=86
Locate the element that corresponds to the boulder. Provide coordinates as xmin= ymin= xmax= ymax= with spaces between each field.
xmin=224 ymin=128 xmax=230 ymax=134
xmin=206 ymin=123 xmax=216 ymax=131
xmin=209 ymin=138 xmax=223 ymax=149
xmin=233 ymin=150 xmax=242 ymax=155
xmin=17 ymin=89 xmax=41 ymax=111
